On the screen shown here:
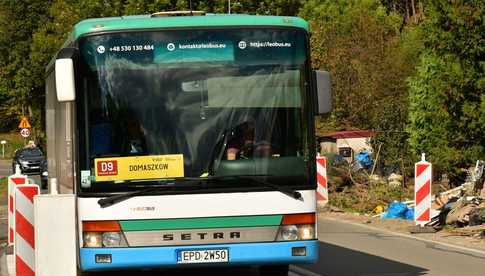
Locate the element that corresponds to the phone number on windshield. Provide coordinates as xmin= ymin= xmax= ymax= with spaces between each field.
xmin=109 ymin=45 xmax=154 ymax=52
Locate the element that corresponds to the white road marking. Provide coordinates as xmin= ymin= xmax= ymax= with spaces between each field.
xmin=290 ymin=265 xmax=324 ymax=276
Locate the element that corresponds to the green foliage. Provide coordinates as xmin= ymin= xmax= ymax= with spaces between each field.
xmin=301 ymin=0 xmax=400 ymax=127
xmin=407 ymin=0 xmax=484 ymax=182
xmin=300 ymin=0 xmax=423 ymax=170
xmin=123 ymin=0 xmax=303 ymax=16
xmin=0 ymin=132 xmax=26 ymax=159
xmin=0 ymin=177 xmax=7 ymax=197
xmin=0 ymin=0 xmax=52 ymax=132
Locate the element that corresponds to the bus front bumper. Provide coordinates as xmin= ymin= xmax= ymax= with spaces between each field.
xmin=80 ymin=240 xmax=318 ymax=271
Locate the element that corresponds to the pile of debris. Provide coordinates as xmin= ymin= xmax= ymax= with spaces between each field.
xmin=426 ymin=160 xmax=485 ymax=237
xmin=325 ymin=151 xmax=413 ymax=213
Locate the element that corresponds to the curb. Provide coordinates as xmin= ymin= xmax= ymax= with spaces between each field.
xmin=321 ymin=216 xmax=485 ymax=256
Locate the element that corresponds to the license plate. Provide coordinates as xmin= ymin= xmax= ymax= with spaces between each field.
xmin=177 ymin=249 xmax=229 ymax=264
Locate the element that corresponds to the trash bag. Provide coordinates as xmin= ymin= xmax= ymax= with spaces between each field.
xmin=355 ymin=150 xmax=373 ymax=169
xmin=381 ymin=201 xmax=413 ymax=220
xmin=332 ymin=154 xmax=348 ymax=166
xmin=405 ymin=208 xmax=414 ymax=220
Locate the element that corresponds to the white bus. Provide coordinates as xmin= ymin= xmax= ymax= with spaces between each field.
xmin=45 ymin=11 xmax=331 ymax=275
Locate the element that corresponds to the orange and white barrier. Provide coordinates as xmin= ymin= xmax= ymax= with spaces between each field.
xmin=316 ymin=155 xmax=328 ymax=205
xmin=415 ymin=153 xmax=432 ymax=226
xmin=8 ymin=166 xmax=27 ymax=245
xmin=14 ymin=184 xmax=39 ymax=276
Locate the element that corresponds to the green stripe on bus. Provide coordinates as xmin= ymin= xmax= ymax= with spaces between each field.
xmin=119 ymin=215 xmax=283 ymax=231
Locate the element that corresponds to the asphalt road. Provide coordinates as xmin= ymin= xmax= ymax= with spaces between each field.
xmin=0 ymin=159 xmax=12 ymax=244
xmin=299 ymin=218 xmax=485 ymax=276
xmin=0 ymin=159 xmax=11 ymax=179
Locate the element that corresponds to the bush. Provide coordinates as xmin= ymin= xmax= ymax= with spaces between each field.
xmin=0 ymin=132 xmax=27 ymax=159
xmin=329 ymin=182 xmax=413 ymax=213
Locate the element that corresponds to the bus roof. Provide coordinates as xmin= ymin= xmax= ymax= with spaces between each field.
xmin=47 ymin=14 xmax=309 ymax=73
xmin=71 ymin=14 xmax=309 ymax=41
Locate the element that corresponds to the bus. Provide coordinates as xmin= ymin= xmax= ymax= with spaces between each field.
xmin=46 ymin=11 xmax=331 ymax=275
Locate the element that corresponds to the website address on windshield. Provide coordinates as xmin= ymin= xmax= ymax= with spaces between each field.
xmin=178 ymin=43 xmax=227 ymax=49
xmin=249 ymin=41 xmax=292 ymax=48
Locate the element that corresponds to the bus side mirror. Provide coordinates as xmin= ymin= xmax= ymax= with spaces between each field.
xmin=313 ymin=70 xmax=332 ymax=115
xmin=55 ymin=48 xmax=79 ymax=102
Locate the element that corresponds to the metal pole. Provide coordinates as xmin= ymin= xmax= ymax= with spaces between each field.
xmin=228 ymin=0 xmax=231 ymax=14
xmin=1 ymin=140 xmax=7 ymax=159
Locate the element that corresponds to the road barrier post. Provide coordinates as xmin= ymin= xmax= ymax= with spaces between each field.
xmin=316 ymin=154 xmax=328 ymax=206
xmin=8 ymin=165 xmax=27 ymax=245
xmin=415 ymin=153 xmax=432 ymax=226
xmin=35 ymin=194 xmax=77 ymax=276
xmin=14 ymin=184 xmax=39 ymax=276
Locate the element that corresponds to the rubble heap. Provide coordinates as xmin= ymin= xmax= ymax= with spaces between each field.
xmin=426 ymin=161 xmax=485 ymax=236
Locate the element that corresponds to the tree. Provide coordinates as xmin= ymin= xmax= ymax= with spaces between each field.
xmin=0 ymin=0 xmax=52 ymax=132
xmin=407 ymin=0 xmax=485 ymax=182
xmin=300 ymin=0 xmax=423 ymax=171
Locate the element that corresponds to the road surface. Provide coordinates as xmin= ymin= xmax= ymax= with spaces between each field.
xmin=0 ymin=159 xmax=12 ymax=244
xmin=0 ymin=159 xmax=11 ymax=178
xmin=299 ymin=217 xmax=485 ymax=276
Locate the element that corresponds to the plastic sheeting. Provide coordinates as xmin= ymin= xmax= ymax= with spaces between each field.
xmin=381 ymin=201 xmax=414 ymax=220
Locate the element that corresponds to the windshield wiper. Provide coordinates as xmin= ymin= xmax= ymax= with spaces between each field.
xmin=206 ymin=175 xmax=303 ymax=201
xmin=97 ymin=180 xmax=202 ymax=208
xmin=97 ymin=174 xmax=302 ymax=208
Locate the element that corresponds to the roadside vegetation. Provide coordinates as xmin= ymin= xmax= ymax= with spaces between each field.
xmin=0 ymin=133 xmax=25 ymax=160
xmin=0 ymin=0 xmax=482 ymax=206
xmin=0 ymin=177 xmax=7 ymax=198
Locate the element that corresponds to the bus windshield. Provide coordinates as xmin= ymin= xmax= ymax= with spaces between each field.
xmin=77 ymin=28 xmax=312 ymax=193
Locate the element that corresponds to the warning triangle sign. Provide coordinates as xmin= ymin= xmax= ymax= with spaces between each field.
xmin=18 ymin=117 xmax=31 ymax=129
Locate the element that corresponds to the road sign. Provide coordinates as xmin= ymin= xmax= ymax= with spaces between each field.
xmin=20 ymin=128 xmax=30 ymax=138
xmin=18 ymin=116 xmax=31 ymax=129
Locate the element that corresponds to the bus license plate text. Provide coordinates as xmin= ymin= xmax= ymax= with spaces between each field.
xmin=177 ymin=249 xmax=229 ymax=264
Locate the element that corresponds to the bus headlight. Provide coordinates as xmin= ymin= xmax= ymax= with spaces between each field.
xmin=297 ymin=224 xmax=315 ymax=240
xmin=278 ymin=225 xmax=299 ymax=241
xmin=102 ymin=232 xmax=123 ymax=247
xmin=277 ymin=224 xmax=315 ymax=241
xmin=82 ymin=221 xmax=127 ymax=248
xmin=83 ymin=232 xmax=102 ymax=247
